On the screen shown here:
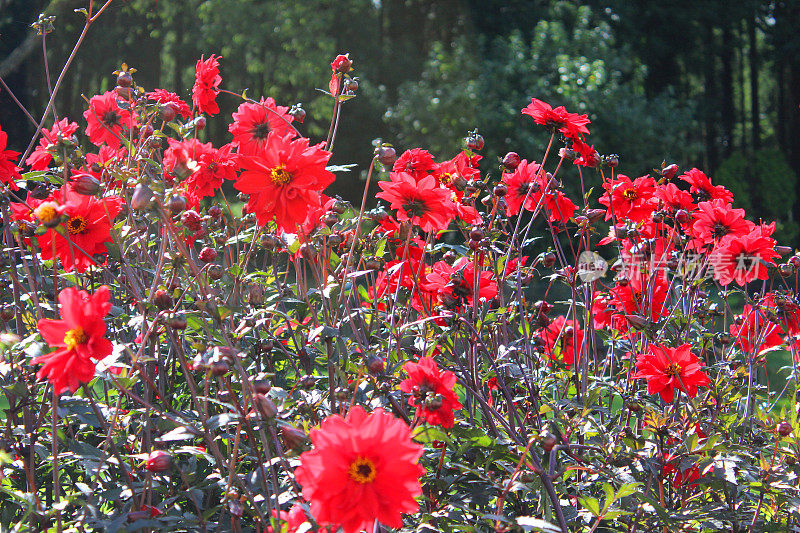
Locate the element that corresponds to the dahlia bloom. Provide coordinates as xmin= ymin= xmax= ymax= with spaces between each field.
xmin=32 ymin=286 xmax=113 ymax=394
xmin=0 ymin=124 xmax=22 ymax=190
xmin=83 ymin=91 xmax=136 ymax=149
xmin=680 ymin=168 xmax=733 ymax=203
xmin=631 ymin=343 xmax=710 ymax=403
xmin=234 ymin=132 xmax=335 ymax=232
xmin=376 ymin=172 xmax=454 ymax=232
xmin=147 ymin=89 xmax=192 ymax=120
xmin=730 ymin=303 xmax=785 ymax=355
xmin=599 ymin=174 xmax=658 ymax=223
xmin=655 ymin=182 xmax=694 ymax=212
xmin=295 ymin=406 xmax=424 ymax=533
xmin=392 ymin=148 xmax=438 ymax=181
xmin=690 ymin=199 xmax=752 ymax=249
xmin=521 ymin=98 xmax=591 ymax=139
xmin=710 ymin=229 xmax=779 ymax=286
xmin=163 ymin=138 xmax=238 ymax=207
xmin=26 ymin=117 xmax=80 ymax=170
xmin=229 ymin=97 xmax=295 ymax=155
xmin=35 ymin=184 xmax=123 ymax=272
xmin=540 ymin=316 xmax=585 ymax=366
xmin=502 ymin=159 xmax=576 ymax=222
xmin=399 ymin=356 xmax=462 ymax=428
xmin=192 ymin=54 xmax=222 ymax=116
xmin=423 ymin=257 xmax=497 ymax=308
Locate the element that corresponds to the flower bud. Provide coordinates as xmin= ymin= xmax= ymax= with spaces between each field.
xmin=661 ymin=164 xmax=678 ymax=179
xmin=181 ymin=210 xmax=202 ymax=231
xmin=199 ymin=247 xmax=217 ymax=263
xmin=289 ymin=104 xmax=306 ymax=123
xmin=502 ymin=151 xmax=520 ymax=170
xmin=166 ymin=195 xmax=187 ymax=214
xmin=153 ymin=289 xmax=172 ymax=310
xmin=254 ymin=393 xmax=278 ymax=419
xmin=331 ymin=54 xmax=352 ymax=74
xmin=145 ymin=450 xmax=173 ymax=473
xmin=71 ymin=173 xmax=102 ymax=196
xmin=280 ymin=424 xmax=309 ymax=451
xmin=779 ymin=421 xmax=792 ymax=437
xmin=131 ymin=183 xmax=154 ymax=211
xmin=377 ymin=146 xmax=397 ymax=167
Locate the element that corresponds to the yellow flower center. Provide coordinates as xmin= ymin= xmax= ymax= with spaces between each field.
xmin=439 ymin=172 xmax=454 ymax=185
xmin=66 ymin=216 xmax=87 ymax=234
xmin=348 ymin=456 xmax=376 ymax=484
xmin=664 ymin=362 xmax=681 ymax=377
xmin=34 ymin=202 xmax=60 ymax=225
xmin=63 ymin=327 xmax=88 ymax=350
xmin=622 ymin=189 xmax=638 ymax=201
xmin=269 ymin=165 xmax=292 ymax=185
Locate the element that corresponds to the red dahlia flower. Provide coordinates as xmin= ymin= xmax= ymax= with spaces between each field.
xmin=234 ymin=132 xmax=335 ymax=232
xmin=0 ymin=124 xmax=22 ymax=190
xmin=32 ymin=286 xmax=113 ymax=394
xmin=655 ymin=182 xmax=694 ymax=212
xmin=730 ymin=302 xmax=785 ymax=355
xmin=26 ymin=118 xmax=80 ymax=171
xmin=680 ymin=168 xmax=733 ymax=203
xmin=521 ymin=98 xmax=591 ymax=139
xmin=631 ymin=343 xmax=710 ymax=403
xmin=164 ymin=138 xmax=238 ymax=207
xmin=229 ymin=97 xmax=295 ymax=155
xmin=376 ymin=172 xmax=454 ymax=232
xmin=147 ymin=89 xmax=192 ymax=120
xmin=400 ymin=356 xmax=463 ymax=428
xmin=83 ymin=91 xmax=136 ymax=149
xmin=599 ymin=174 xmax=657 ymax=223
xmin=709 ymin=229 xmax=779 ymax=286
xmin=192 ymin=54 xmax=222 ymax=116
xmin=423 ymin=257 xmax=497 ymax=308
xmin=540 ymin=316 xmax=585 ymax=366
xmin=690 ymin=199 xmax=752 ymax=249
xmin=502 ymin=159 xmax=576 ymax=222
xmin=295 ymin=406 xmax=424 ymax=533
xmin=392 ymin=148 xmax=438 ymax=181
xmin=36 ymin=185 xmax=123 ymax=272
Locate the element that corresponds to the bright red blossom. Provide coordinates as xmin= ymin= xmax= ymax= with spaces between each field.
xmin=33 ymin=286 xmax=113 ymax=394
xmin=34 ymin=184 xmax=123 ymax=272
xmin=295 ymin=406 xmax=424 ymax=533
xmin=521 ymin=98 xmax=591 ymax=139
xmin=234 ymin=132 xmax=334 ymax=232
xmin=0 ymin=124 xmax=22 ymax=190
xmin=392 ymin=148 xmax=438 ymax=181
xmin=164 ymin=138 xmax=238 ymax=207
xmin=192 ymin=54 xmax=222 ymax=116
xmin=83 ymin=91 xmax=136 ymax=149
xmin=710 ymin=228 xmax=779 ymax=286
xmin=399 ymin=356 xmax=463 ymax=428
xmin=540 ymin=316 xmax=585 ymax=366
xmin=26 ymin=118 xmax=80 ymax=170
xmin=631 ymin=343 xmax=710 ymax=403
xmin=376 ymin=172 xmax=454 ymax=232
xmin=599 ymin=174 xmax=657 ymax=222
xmin=690 ymin=199 xmax=752 ymax=249
xmin=147 ymin=89 xmax=192 ymax=119
xmin=680 ymin=168 xmax=733 ymax=203
xmin=229 ymin=97 xmax=295 ymax=155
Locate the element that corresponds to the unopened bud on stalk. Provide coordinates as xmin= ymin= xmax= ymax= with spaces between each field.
xmin=377 ymin=145 xmax=397 ymax=167
xmin=131 ymin=183 xmax=154 ymax=211
xmin=254 ymin=393 xmax=278 ymax=419
xmin=502 ymin=151 xmax=520 ymax=170
xmin=289 ymin=104 xmax=306 ymax=123
xmin=71 ymin=173 xmax=102 ymax=196
xmin=145 ymin=450 xmax=173 ymax=473
xmin=661 ymin=163 xmax=678 ymax=179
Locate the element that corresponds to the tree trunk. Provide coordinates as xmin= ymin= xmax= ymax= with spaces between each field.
xmin=748 ymin=12 xmax=760 ymax=151
xmin=720 ymin=25 xmax=735 ymax=158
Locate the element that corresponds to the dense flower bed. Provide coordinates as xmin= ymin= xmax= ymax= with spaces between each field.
xmin=1 ymin=38 xmax=800 ymax=533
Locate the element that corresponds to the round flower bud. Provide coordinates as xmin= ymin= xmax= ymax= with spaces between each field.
xmin=540 ymin=432 xmax=557 ymax=452
xmin=160 ymin=103 xmax=177 ymax=122
xmin=131 ymin=183 xmax=154 ymax=211
xmin=116 ymin=71 xmax=133 ymax=88
xmin=289 ymin=104 xmax=306 ymax=123
xmin=71 ymin=174 xmax=102 ymax=196
xmin=254 ymin=393 xmax=278 ymax=419
xmin=198 ymin=247 xmax=217 ymax=263
xmin=153 ymin=289 xmax=172 ymax=310
xmin=779 ymin=421 xmax=792 ymax=437
xmin=661 ymin=164 xmax=678 ymax=179
xmin=167 ymin=313 xmax=187 ymax=330
xmin=145 ymin=450 xmax=173 ymax=473
xmin=166 ymin=195 xmax=187 ymax=214
xmin=378 ymin=146 xmax=397 ymax=167
xmin=181 ymin=210 xmax=202 ymax=231
xmin=34 ymin=202 xmax=64 ymax=228
xmin=502 ymin=151 xmax=521 ymax=170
